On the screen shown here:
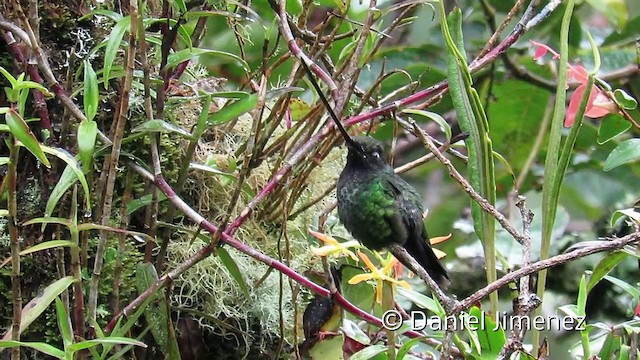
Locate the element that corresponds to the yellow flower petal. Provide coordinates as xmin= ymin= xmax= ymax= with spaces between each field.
xmin=348 ymin=273 xmax=374 ymax=285
xmin=358 ymin=251 xmax=379 ymax=274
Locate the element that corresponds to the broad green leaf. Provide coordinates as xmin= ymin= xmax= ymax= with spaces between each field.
xmin=207 ymin=93 xmax=258 ymax=125
xmin=403 ymin=109 xmax=452 ymax=142
xmin=599 ymin=331 xmax=621 ymax=360
xmin=597 ymin=114 xmax=630 ymax=144
xmin=136 ymin=263 xmax=178 ymax=356
xmin=40 ymin=146 xmax=91 ymax=211
xmin=1 ymin=277 xmax=74 ymax=341
xmin=5 ymin=109 xmax=51 ymax=167
xmin=78 ymin=120 xmax=98 ymax=171
xmin=341 ymin=319 xmax=371 ymax=345
xmin=613 ymin=89 xmax=637 ymax=109
xmin=0 ymin=157 xmax=8 ymax=165
xmin=83 ymin=61 xmax=99 ymax=121
xmin=218 ymin=248 xmax=249 ymax=297
xmin=587 ymin=251 xmax=628 ymax=291
xmin=22 ymin=217 xmax=71 ymax=227
xmin=103 ymin=16 xmax=131 ymax=89
xmin=0 ymin=340 xmax=65 ymax=358
xmin=469 ymin=306 xmax=505 ymax=357
xmin=132 ymin=119 xmax=192 ymax=138
xmin=189 ymin=163 xmax=235 ymax=178
xmin=166 ymin=48 xmax=249 ymax=72
xmin=603 ymin=138 xmax=640 ymax=171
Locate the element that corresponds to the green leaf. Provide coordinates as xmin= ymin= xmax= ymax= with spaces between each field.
xmin=610 ymin=208 xmax=640 ymax=227
xmin=613 ymin=89 xmax=637 ymax=110
xmin=0 ymin=157 xmax=8 ymax=165
xmin=603 ymin=138 xmax=640 ymax=171
xmin=0 ymin=340 xmax=65 ymax=358
xmin=44 ymin=163 xmax=85 ymax=219
xmin=587 ymin=251 xmax=628 ymax=292
xmin=397 ymin=336 xmax=425 ymax=360
xmin=218 ymin=248 xmax=249 ymax=297
xmin=469 ymin=306 xmax=505 ymax=357
xmin=103 ymin=16 xmax=131 ymax=89
xmin=67 ymin=337 xmax=147 ymax=353
xmin=599 ymin=331 xmax=621 ymax=360
xmin=55 ymin=297 xmax=74 ymax=348
xmin=83 ymin=61 xmax=99 ymax=121
xmin=5 ymin=109 xmax=51 ymax=167
xmin=1 ymin=277 xmax=74 ymax=341
xmin=78 ymin=120 xmax=98 ymax=171
xmin=604 ymin=274 xmax=640 ymax=300
xmin=127 ymin=192 xmax=168 ymax=215
xmin=396 ymin=287 xmax=440 ymax=314
xmin=40 ymin=146 xmax=91 ymax=211
xmin=166 ymin=48 xmax=249 ymax=72
xmin=577 ymin=274 xmax=587 ymax=317
xmin=0 ymin=240 xmax=75 ymax=268
xmin=136 ymin=263 xmax=178 ymax=356
xmin=207 ymin=93 xmax=258 ymax=125
xmin=403 ymin=109 xmax=452 ymax=142
xmin=444 ymin=7 xmax=497 ymax=313
xmin=597 ymin=114 xmax=631 ymax=144
xmin=131 ymin=119 xmax=192 ymax=138
xmin=172 ymin=0 xmax=187 ymax=13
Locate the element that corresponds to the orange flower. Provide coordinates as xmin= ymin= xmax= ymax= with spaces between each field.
xmin=309 ymin=229 xmax=360 ymax=262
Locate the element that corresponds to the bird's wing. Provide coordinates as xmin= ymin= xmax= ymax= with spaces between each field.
xmin=382 ymin=177 xmax=425 ymax=240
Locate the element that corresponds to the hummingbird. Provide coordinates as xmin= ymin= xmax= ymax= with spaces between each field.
xmin=300 ymin=61 xmax=450 ymax=287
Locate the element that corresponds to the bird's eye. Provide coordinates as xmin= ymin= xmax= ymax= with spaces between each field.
xmin=372 ymin=151 xmax=381 ymax=158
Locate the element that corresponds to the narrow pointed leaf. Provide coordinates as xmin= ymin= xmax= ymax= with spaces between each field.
xmin=0 ymin=341 xmax=65 ymax=358
xmin=78 ymin=120 xmax=98 ymax=171
xmin=5 ymin=109 xmax=51 ymax=167
xmin=1 ymin=277 xmax=74 ymax=340
xmin=39 ymin=146 xmax=91 ymax=211
xmin=103 ymin=16 xmax=131 ymax=88
xmin=166 ymin=48 xmax=249 ymax=72
xmin=83 ymin=61 xmax=99 ymax=121
xmin=132 ymin=119 xmax=192 ymax=138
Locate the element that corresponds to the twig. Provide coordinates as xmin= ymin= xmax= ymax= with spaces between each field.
xmin=88 ymin=0 xmax=138 ymax=334
xmin=410 ymin=121 xmax=526 ymax=245
xmin=453 ymin=231 xmax=640 ymax=314
xmin=498 ymin=195 xmax=538 ymax=359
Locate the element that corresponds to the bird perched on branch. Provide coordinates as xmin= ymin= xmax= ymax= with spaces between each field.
xmin=300 ymin=60 xmax=450 ymax=287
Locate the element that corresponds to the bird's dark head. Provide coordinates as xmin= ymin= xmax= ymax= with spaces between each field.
xmin=345 ymin=136 xmax=390 ymax=170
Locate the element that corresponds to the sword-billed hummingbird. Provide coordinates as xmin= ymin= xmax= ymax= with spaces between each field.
xmin=301 ymin=61 xmax=450 ymax=287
